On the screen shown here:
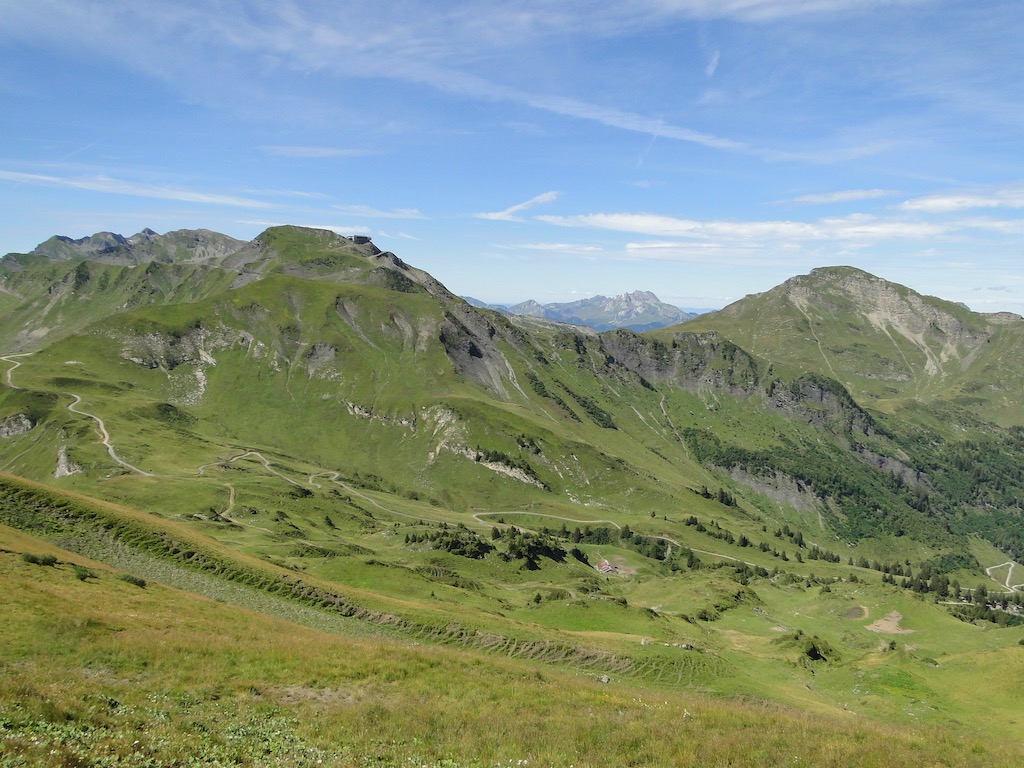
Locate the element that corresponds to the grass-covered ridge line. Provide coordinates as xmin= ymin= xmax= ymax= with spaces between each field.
xmin=0 ymin=472 xmax=722 ymax=683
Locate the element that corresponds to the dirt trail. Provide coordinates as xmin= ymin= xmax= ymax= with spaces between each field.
xmin=1 ymin=352 xmax=33 ymax=388
xmin=985 ymin=561 xmax=1024 ymax=592
xmin=6 ymin=351 xmax=764 ymax=567
xmin=67 ymin=394 xmax=154 ymax=477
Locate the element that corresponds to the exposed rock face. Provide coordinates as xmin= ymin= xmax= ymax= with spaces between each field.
xmin=600 ymin=329 xmax=760 ymax=395
xmin=764 ymin=374 xmax=874 ymax=436
xmin=783 ymin=267 xmax=995 ymax=377
xmin=438 ymin=304 xmax=517 ymax=399
xmin=725 ymin=467 xmax=821 ymax=516
xmin=0 ymin=413 xmax=33 ymax=437
xmin=119 ymin=325 xmax=238 ymax=371
xmin=305 ymin=343 xmax=337 ymax=375
xmin=54 ymin=445 xmax=82 ymax=477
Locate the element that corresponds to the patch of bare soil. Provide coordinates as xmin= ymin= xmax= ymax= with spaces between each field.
xmin=609 ymin=555 xmax=639 ymax=576
xmin=271 ymin=686 xmax=359 ymax=706
xmin=865 ymin=610 xmax=914 ymax=634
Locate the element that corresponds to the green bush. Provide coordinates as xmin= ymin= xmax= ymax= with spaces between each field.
xmin=21 ymin=552 xmax=57 ymax=566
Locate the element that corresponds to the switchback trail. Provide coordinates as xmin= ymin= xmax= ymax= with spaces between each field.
xmin=985 ymin=561 xmax=1024 ymax=592
xmin=1 ymin=352 xmax=33 ymax=389
xmin=66 ymin=394 xmax=154 ymax=477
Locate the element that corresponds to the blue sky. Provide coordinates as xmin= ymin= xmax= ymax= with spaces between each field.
xmin=2 ymin=1 xmax=1024 ymax=312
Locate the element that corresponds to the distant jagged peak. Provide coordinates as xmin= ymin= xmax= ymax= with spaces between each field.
xmin=33 ymin=231 xmax=128 ymax=259
xmin=27 ymin=227 xmax=246 ymax=265
xmin=499 ymin=290 xmax=693 ymax=332
xmin=623 ymin=289 xmax=660 ymax=302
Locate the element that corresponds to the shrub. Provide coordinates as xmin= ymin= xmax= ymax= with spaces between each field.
xmin=21 ymin=552 xmax=57 ymax=566
xmin=119 ymin=574 xmax=147 ymax=588
xmin=73 ymin=565 xmax=96 ymax=581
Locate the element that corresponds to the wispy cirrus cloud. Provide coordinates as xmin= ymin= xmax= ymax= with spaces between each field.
xmin=537 ymin=210 xmax=953 ymax=243
xmin=332 ymin=204 xmax=428 ymax=219
xmin=0 ymin=169 xmax=271 ymax=208
xmin=649 ymin=0 xmax=926 ymax=22
xmin=514 ymin=242 xmax=602 ymax=252
xmin=900 ymin=185 xmax=1024 ymax=213
xmin=378 ymin=231 xmax=420 ymax=241
xmin=498 ymin=241 xmax=603 ymax=257
xmin=475 ymin=191 xmax=559 ymax=221
xmin=785 ymin=189 xmax=897 ymax=205
xmin=0 ymin=2 xmax=892 ymax=164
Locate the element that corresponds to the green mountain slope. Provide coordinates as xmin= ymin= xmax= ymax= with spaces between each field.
xmin=678 ymin=265 xmax=1024 ymax=426
xmin=4 ymin=521 xmax=1017 ymax=767
xmin=3 ymin=227 xmax=1024 ymax=759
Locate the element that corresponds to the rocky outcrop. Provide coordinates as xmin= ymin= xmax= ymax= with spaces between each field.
xmin=438 ymin=304 xmax=516 ymax=398
xmin=764 ymin=373 xmax=875 ymax=436
xmin=54 ymin=446 xmax=82 ymax=477
xmin=725 ymin=467 xmax=821 ymax=515
xmin=600 ymin=329 xmax=760 ymax=395
xmin=119 ymin=325 xmax=238 ymax=371
xmin=0 ymin=413 xmax=33 ymax=437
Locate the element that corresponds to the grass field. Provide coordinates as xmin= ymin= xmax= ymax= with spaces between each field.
xmin=3 ymin=523 xmax=1022 ymax=768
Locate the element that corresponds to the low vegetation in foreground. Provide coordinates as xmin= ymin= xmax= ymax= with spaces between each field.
xmin=1 ymin=524 xmax=1017 ymax=768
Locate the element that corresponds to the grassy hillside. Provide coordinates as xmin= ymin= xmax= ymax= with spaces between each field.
xmin=4 ymin=228 xmax=1024 ymax=762
xmin=676 ymin=266 xmax=1024 ymax=426
xmin=3 ymin=516 xmax=1023 ymax=767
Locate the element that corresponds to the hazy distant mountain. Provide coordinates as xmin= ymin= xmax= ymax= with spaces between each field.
xmin=464 ymin=290 xmax=696 ymax=331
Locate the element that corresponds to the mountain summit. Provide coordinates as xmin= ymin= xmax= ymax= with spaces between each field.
xmin=503 ymin=290 xmax=695 ymax=331
xmin=680 ymin=265 xmax=1024 ymax=424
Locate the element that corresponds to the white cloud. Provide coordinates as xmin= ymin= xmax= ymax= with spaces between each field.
xmin=476 ymin=191 xmax=559 ymax=221
xmin=705 ymin=50 xmax=720 ymax=77
xmin=0 ymin=169 xmax=271 ymax=208
xmin=332 ymin=204 xmax=428 ymax=219
xmin=497 ymin=242 xmax=604 ymax=257
xmin=378 ymin=231 xmax=420 ymax=241
xmin=538 ymin=210 xmax=955 ymax=243
xmin=514 ymin=242 xmax=603 ymax=252
xmin=538 ymin=212 xmax=701 ymax=236
xmin=786 ymin=189 xmax=897 ymax=205
xmin=901 ymin=186 xmax=1024 ymax=213
xmin=2 ymin=2 xmax=904 ymax=164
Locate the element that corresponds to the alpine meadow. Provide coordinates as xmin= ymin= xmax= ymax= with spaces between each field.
xmin=1 ymin=225 xmax=1024 ymax=766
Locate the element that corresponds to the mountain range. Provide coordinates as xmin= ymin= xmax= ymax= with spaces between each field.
xmin=2 ymin=225 xmax=1024 ymax=764
xmin=465 ymin=291 xmax=698 ymax=331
